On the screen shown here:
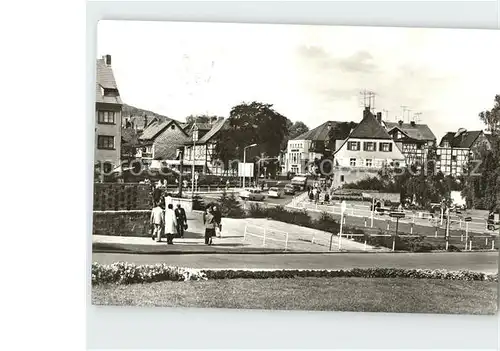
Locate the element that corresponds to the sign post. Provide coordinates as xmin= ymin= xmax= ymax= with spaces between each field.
xmin=339 ymin=201 xmax=346 ymax=250
xmin=445 ymin=207 xmax=450 ymax=251
xmin=389 ymin=211 xmax=405 ymax=252
xmin=464 ymin=217 xmax=471 ymax=251
xmin=371 ymin=198 xmax=375 ymax=228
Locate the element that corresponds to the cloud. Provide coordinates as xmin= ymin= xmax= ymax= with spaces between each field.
xmin=335 ymin=51 xmax=377 ymax=73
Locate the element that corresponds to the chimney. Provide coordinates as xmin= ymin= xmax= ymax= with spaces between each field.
xmin=103 ymin=54 xmax=111 ymax=66
xmin=363 ymin=106 xmax=372 ymax=119
xmin=144 ymin=114 xmax=148 ymax=128
xmin=410 ymin=121 xmax=416 ymax=127
xmin=376 ymin=112 xmax=382 ymax=124
xmin=398 ymin=120 xmax=403 ymax=126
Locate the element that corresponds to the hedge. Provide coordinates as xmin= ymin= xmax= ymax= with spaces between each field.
xmin=91 ymin=262 xmax=498 ymax=285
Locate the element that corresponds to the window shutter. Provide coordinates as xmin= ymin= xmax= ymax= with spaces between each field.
xmin=363 ymin=142 xmax=367 ymax=151
xmin=357 ymin=142 xmax=360 ymax=150
xmin=389 ymin=143 xmax=393 ymax=152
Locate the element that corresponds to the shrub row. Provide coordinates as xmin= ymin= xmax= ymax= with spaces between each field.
xmin=91 ymin=262 xmax=208 ymax=285
xmin=91 ymin=263 xmax=498 ymax=285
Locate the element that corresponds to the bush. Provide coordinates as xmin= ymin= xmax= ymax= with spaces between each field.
xmin=248 ymin=203 xmax=268 ymax=218
xmin=92 ymin=263 xmax=498 ymax=285
xmin=314 ymin=212 xmax=340 ymax=233
xmin=192 ymin=194 xmax=205 ymax=211
xmin=91 ymin=262 xmax=208 ymax=285
xmin=219 ymin=191 xmax=245 ymax=218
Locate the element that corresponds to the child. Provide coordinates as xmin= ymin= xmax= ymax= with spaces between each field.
xmin=150 ymin=202 xmax=164 ymax=242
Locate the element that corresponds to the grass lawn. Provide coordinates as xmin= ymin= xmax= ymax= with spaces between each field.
xmin=92 ymin=277 xmax=498 ymax=315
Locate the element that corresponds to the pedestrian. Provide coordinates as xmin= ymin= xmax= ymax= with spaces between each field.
xmin=212 ymin=205 xmax=222 ymax=237
xmin=174 ymin=203 xmax=188 ymax=238
xmin=314 ymin=189 xmax=320 ymax=204
xmin=150 ymin=202 xmax=164 ymax=242
xmin=203 ymin=207 xmax=216 ymax=245
xmin=164 ymin=203 xmax=177 ymax=245
xmin=324 ymin=192 xmax=330 ymax=204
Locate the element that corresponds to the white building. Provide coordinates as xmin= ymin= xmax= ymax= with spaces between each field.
xmin=331 ymin=107 xmax=406 ymax=187
xmin=284 ymin=121 xmax=355 ymax=175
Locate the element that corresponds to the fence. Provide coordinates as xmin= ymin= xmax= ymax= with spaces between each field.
xmin=93 ymin=183 xmax=152 ymax=211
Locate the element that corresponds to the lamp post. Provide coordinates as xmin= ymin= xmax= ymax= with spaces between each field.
xmin=191 ymin=124 xmax=199 ymax=198
xmin=243 ymin=143 xmax=257 ymax=189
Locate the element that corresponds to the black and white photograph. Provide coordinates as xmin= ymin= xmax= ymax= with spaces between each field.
xmin=91 ymin=20 xmax=499 ymax=315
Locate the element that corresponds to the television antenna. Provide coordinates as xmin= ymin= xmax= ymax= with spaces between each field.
xmin=400 ymin=105 xmax=410 ymax=123
xmin=414 ymin=112 xmax=422 ymax=123
xmin=359 ymin=90 xmax=376 ymax=111
xmin=382 ymin=109 xmax=389 ymax=121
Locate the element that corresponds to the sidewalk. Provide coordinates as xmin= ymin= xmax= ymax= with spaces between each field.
xmin=93 ymin=215 xmax=387 ymax=254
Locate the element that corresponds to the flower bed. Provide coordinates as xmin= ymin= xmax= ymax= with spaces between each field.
xmin=91 ymin=262 xmax=498 ymax=285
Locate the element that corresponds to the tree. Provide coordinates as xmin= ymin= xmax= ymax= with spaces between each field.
xmin=213 ymin=101 xmax=289 ymax=177
xmin=461 ymin=95 xmax=500 ymax=210
xmin=479 ymin=95 xmax=500 ymax=134
xmin=185 ymin=114 xmax=219 ymax=124
xmin=218 ymin=190 xmax=245 ymax=218
xmin=289 ymin=121 xmax=309 ymax=139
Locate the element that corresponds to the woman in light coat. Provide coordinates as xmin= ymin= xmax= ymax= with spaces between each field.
xmin=203 ymin=207 xmax=216 ymax=245
xmin=164 ymin=203 xmax=177 ymax=245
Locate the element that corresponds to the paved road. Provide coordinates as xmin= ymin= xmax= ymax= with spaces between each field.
xmin=92 ymin=251 xmax=499 ymax=273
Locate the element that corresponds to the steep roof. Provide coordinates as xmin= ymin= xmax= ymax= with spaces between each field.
xmin=154 ymin=131 xmax=190 ymax=160
xmin=384 ymin=122 xmax=436 ymax=141
xmin=139 ymin=119 xmax=187 ymax=141
xmin=95 ymin=58 xmax=122 ymax=105
xmin=349 ymin=111 xmax=391 ymax=139
xmin=439 ymin=130 xmax=483 ymax=148
xmin=293 ymin=121 xmax=356 ymax=141
xmin=127 ymin=115 xmax=171 ymax=131
xmin=191 ymin=118 xmax=228 ymax=145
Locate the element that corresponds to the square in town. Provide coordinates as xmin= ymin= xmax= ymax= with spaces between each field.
xmin=92 ymin=20 xmax=499 ymax=314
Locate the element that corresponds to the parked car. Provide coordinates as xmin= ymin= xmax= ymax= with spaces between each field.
xmin=239 ymin=188 xmax=266 ymax=201
xmin=283 ymin=184 xmax=296 ymax=195
xmin=267 ymin=187 xmax=283 ymax=198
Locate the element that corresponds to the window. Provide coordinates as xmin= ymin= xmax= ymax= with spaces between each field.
xmin=98 ymin=111 xmax=116 ymax=124
xmin=379 ymin=142 xmax=392 ymax=152
xmin=363 ymin=142 xmax=375 ymax=151
xmin=97 ymin=135 xmax=115 ymax=150
xmin=451 ymin=155 xmax=457 ymax=161
xmin=365 ymin=159 xmax=372 ymax=167
xmin=347 ymin=141 xmax=360 ymax=151
xmin=340 ymin=175 xmax=345 ymax=182
xmin=350 ymin=158 xmax=356 ymax=167
xmin=103 ymin=162 xmax=113 ymax=173
xmin=171 ymin=124 xmax=175 ymax=130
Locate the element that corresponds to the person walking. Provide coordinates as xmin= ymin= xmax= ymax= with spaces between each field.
xmin=203 ymin=207 xmax=216 ymax=245
xmin=174 ymin=203 xmax=187 ymax=238
xmin=212 ymin=205 xmax=222 ymax=238
xmin=164 ymin=203 xmax=177 ymax=245
xmin=150 ymin=202 xmax=164 ymax=242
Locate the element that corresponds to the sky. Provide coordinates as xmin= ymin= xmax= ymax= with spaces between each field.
xmin=97 ymin=20 xmax=500 ymax=140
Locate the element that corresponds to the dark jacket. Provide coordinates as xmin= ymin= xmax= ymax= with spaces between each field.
xmin=174 ymin=207 xmax=187 ymax=223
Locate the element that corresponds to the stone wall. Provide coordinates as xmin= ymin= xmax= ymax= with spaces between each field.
xmin=93 ymin=210 xmax=151 ymax=237
xmin=93 ymin=183 xmax=152 ymax=210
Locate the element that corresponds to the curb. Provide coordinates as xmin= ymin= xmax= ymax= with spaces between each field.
xmin=91 ymin=244 xmax=497 ymax=255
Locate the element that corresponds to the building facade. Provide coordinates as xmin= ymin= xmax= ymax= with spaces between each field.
xmin=331 ymin=108 xmax=406 ymax=187
xmin=384 ymin=120 xmax=436 ymax=166
xmin=95 ymin=55 xmax=123 ymax=180
xmin=284 ymin=120 xmax=355 ymax=175
xmin=436 ymin=129 xmax=491 ymax=176
xmin=182 ymin=118 xmax=230 ymax=176
xmin=137 ymin=119 xmax=190 ymax=168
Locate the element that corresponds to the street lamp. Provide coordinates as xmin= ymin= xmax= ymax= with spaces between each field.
xmin=191 ymin=124 xmax=199 ymax=197
xmin=243 ymin=143 xmax=257 ymax=189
